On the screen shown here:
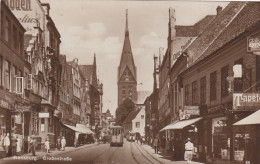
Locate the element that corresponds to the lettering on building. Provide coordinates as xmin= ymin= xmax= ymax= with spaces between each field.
xmin=4 ymin=0 xmax=31 ymax=11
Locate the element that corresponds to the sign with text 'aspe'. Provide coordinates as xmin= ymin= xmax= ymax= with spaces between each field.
xmin=4 ymin=0 xmax=45 ymax=33
xmin=233 ymin=93 xmax=260 ymax=110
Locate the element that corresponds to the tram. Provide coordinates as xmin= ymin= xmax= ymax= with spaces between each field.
xmin=110 ymin=126 xmax=123 ymax=147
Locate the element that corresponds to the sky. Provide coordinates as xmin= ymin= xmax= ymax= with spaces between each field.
xmin=41 ymin=0 xmax=229 ymax=116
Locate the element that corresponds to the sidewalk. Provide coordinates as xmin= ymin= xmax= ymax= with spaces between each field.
xmin=0 ymin=143 xmax=97 ymax=161
xmin=139 ymin=143 xmax=204 ymax=164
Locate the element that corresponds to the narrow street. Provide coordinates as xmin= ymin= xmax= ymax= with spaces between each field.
xmin=0 ymin=139 xmax=202 ymax=164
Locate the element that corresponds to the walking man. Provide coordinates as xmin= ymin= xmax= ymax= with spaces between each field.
xmin=153 ymin=136 xmax=159 ymax=154
xmin=184 ymin=138 xmax=194 ymax=163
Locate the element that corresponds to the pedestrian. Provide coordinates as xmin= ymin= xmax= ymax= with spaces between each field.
xmin=56 ymin=137 xmax=61 ymax=151
xmin=3 ymin=133 xmax=10 ymax=156
xmin=74 ymin=137 xmax=78 ymax=148
xmin=11 ymin=134 xmax=18 ymax=156
xmin=16 ymin=136 xmax=21 ymax=156
xmin=61 ymin=136 xmax=66 ymax=151
xmin=0 ymin=133 xmax=4 ymax=151
xmin=184 ymin=138 xmax=194 ymax=163
xmin=29 ymin=136 xmax=36 ymax=156
xmin=45 ymin=138 xmax=50 ymax=153
xmin=153 ymin=136 xmax=159 ymax=154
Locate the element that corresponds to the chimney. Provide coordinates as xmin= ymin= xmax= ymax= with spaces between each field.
xmin=168 ymin=7 xmax=176 ymax=42
xmin=41 ymin=3 xmax=50 ymax=16
xmin=154 ymin=55 xmax=159 ymax=70
xmin=216 ymin=6 xmax=222 ymax=15
xmin=159 ymin=47 xmax=164 ymax=66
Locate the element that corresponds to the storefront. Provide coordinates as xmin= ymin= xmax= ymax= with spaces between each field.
xmin=160 ymin=117 xmax=202 ymax=160
xmin=233 ymin=110 xmax=260 ymax=164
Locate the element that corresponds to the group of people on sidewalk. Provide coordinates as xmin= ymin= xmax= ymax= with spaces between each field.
xmin=28 ymin=135 xmax=66 ymax=156
xmin=0 ymin=133 xmax=22 ymax=157
xmin=148 ymin=136 xmax=195 ymax=163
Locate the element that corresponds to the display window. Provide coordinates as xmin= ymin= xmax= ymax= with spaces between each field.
xmin=212 ymin=117 xmax=229 ymax=160
xmin=233 ymin=114 xmax=256 ymax=162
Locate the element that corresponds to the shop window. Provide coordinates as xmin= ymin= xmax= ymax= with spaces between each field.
xmin=212 ymin=117 xmax=229 ymax=160
xmin=210 ymin=71 xmax=217 ymax=101
xmin=136 ymin=122 xmax=140 ymax=128
xmin=200 ymin=76 xmax=206 ymax=104
xmin=192 ymin=81 xmax=198 ymax=105
xmin=221 ymin=65 xmax=229 ymax=97
xmin=184 ymin=84 xmax=190 ymax=105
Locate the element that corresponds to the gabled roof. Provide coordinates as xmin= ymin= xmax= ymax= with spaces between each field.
xmin=79 ymin=65 xmax=94 ymax=84
xmin=176 ymin=15 xmax=216 ymax=37
xmin=185 ymin=2 xmax=247 ymax=63
xmin=197 ymin=2 xmax=260 ymax=63
xmin=123 ymin=109 xmax=140 ymax=124
xmin=118 ymin=10 xmax=136 ymax=82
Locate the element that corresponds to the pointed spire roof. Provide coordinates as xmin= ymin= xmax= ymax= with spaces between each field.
xmin=118 ymin=9 xmax=136 ymax=81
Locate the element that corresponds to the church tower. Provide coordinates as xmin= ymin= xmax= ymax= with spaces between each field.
xmin=118 ymin=9 xmax=137 ymax=106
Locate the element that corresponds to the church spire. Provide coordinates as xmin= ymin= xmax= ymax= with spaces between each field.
xmin=118 ymin=9 xmax=136 ymax=82
xmin=125 ymin=9 xmax=129 ymax=36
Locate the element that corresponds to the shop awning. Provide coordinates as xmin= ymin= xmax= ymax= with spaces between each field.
xmin=63 ymin=124 xmax=79 ymax=132
xmin=233 ymin=110 xmax=260 ymax=125
xmin=160 ymin=117 xmax=202 ymax=131
xmin=75 ymin=127 xmax=94 ymax=134
xmin=63 ymin=123 xmax=94 ymax=134
xmin=160 ymin=120 xmax=179 ymax=131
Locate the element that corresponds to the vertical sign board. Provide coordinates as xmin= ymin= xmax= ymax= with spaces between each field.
xmin=247 ymin=37 xmax=260 ymax=88
xmin=247 ymin=37 xmax=260 ymax=52
xmin=233 ymin=93 xmax=260 ymax=110
xmin=4 ymin=0 xmax=45 ymax=33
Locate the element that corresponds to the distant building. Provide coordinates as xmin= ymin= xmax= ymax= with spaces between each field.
xmin=118 ymin=9 xmax=137 ymax=106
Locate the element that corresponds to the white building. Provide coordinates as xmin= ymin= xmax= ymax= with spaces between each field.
xmin=132 ymin=106 xmax=146 ymax=137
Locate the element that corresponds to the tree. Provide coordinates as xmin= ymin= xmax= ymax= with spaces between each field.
xmin=115 ymin=98 xmax=135 ymax=125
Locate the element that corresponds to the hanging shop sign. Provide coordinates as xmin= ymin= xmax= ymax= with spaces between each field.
xmin=247 ymin=37 xmax=260 ymax=52
xmin=39 ymin=112 xmax=49 ymax=118
xmin=233 ymin=93 xmax=260 ymax=110
xmin=179 ymin=106 xmax=200 ymax=120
